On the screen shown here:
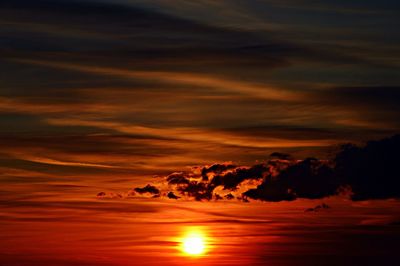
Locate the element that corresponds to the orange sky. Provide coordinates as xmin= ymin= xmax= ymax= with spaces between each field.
xmin=1 ymin=194 xmax=400 ymax=266
xmin=1 ymin=0 xmax=400 ymax=265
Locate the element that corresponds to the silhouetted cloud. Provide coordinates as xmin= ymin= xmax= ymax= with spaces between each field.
xmin=3 ymin=0 xmax=400 ymax=209
xmin=176 ymin=181 xmax=212 ymax=201
xmin=167 ymin=191 xmax=180 ymax=199
xmin=225 ymin=193 xmax=235 ymax=200
xmin=166 ymin=172 xmax=190 ymax=185
xmin=334 ymin=134 xmax=400 ymax=200
xmin=243 ymin=180 xmax=296 ymax=202
xmin=245 ymin=135 xmax=400 ymax=202
xmin=270 ymin=152 xmax=292 ymax=160
xmin=201 ymin=163 xmax=236 ymax=181
xmin=96 ymin=192 xmax=123 ymax=199
xmin=210 ymin=164 xmax=268 ymax=190
xmin=243 ymin=158 xmax=338 ymax=201
xmin=134 ymin=184 xmax=160 ymax=195
xmin=97 ymin=192 xmax=106 ymax=197
xmin=214 ymin=194 xmax=223 ymax=200
xmin=130 ymin=135 xmax=400 ymax=202
xmin=304 ymin=203 xmax=330 ymax=212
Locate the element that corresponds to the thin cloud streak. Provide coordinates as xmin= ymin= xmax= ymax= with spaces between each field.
xmin=12 ymin=59 xmax=306 ymax=102
xmin=45 ymin=118 xmax=337 ymax=149
xmin=16 ymin=156 xmax=120 ymax=169
xmin=0 ymin=96 xmax=119 ymax=115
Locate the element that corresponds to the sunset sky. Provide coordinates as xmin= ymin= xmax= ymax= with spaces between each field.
xmin=1 ymin=1 xmax=400 ymax=265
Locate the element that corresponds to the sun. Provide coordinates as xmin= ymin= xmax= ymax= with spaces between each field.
xmin=181 ymin=232 xmax=205 ymax=256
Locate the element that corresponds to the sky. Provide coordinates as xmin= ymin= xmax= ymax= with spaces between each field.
xmin=0 ymin=0 xmax=400 ymax=265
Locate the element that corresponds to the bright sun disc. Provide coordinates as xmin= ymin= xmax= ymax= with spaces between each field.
xmin=182 ymin=233 xmax=205 ymax=255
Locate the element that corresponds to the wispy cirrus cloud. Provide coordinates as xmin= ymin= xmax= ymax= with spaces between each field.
xmin=45 ymin=117 xmax=338 ymax=149
xmin=0 ymin=0 xmax=399 ymax=203
xmin=11 ymin=59 xmax=305 ymax=102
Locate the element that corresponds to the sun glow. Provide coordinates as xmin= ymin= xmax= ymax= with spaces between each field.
xmin=181 ymin=230 xmax=206 ymax=256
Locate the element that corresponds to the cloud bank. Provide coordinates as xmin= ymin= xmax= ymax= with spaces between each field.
xmin=125 ymin=135 xmax=400 ymax=202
